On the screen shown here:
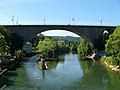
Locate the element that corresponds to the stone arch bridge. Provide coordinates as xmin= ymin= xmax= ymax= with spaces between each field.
xmin=4 ymin=25 xmax=116 ymax=51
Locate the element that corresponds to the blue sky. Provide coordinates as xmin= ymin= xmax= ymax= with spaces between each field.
xmin=0 ymin=0 xmax=120 ymax=37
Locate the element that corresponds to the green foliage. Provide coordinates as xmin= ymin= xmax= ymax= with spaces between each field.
xmin=78 ymin=39 xmax=88 ymax=56
xmin=30 ymin=33 xmax=45 ymax=47
xmin=77 ymin=38 xmax=92 ymax=57
xmin=101 ymin=56 xmax=118 ymax=65
xmin=36 ymin=38 xmax=56 ymax=58
xmin=36 ymin=35 xmax=80 ymax=57
xmin=56 ymin=41 xmax=70 ymax=53
xmin=0 ymin=26 xmax=11 ymax=46
xmin=105 ymin=26 xmax=120 ymax=65
xmin=0 ymin=26 xmax=24 ymax=55
xmin=0 ymin=26 xmax=11 ymax=38
xmin=69 ymin=41 xmax=78 ymax=52
xmin=0 ymin=33 xmax=9 ymax=55
xmin=57 ymin=42 xmax=65 ymax=51
xmin=105 ymin=26 xmax=120 ymax=56
xmin=105 ymin=57 xmax=117 ymax=65
xmin=15 ymin=50 xmax=24 ymax=60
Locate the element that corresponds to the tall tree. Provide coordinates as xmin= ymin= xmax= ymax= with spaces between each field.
xmin=77 ymin=39 xmax=91 ymax=57
xmin=0 ymin=33 xmax=9 ymax=55
xmin=36 ymin=38 xmax=56 ymax=58
xmin=105 ymin=26 xmax=120 ymax=57
xmin=78 ymin=39 xmax=88 ymax=56
xmin=0 ymin=26 xmax=11 ymax=46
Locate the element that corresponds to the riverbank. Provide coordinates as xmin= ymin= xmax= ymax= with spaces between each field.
xmin=0 ymin=60 xmax=19 ymax=89
xmin=104 ymin=61 xmax=120 ymax=71
xmin=100 ymin=57 xmax=120 ymax=71
xmin=0 ymin=60 xmax=19 ymax=77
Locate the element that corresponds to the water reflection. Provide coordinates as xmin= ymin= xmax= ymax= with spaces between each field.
xmin=1 ymin=53 xmax=120 ymax=90
xmin=41 ymin=70 xmax=45 ymax=79
xmin=79 ymin=61 xmax=110 ymax=90
xmin=38 ymin=59 xmax=59 ymax=79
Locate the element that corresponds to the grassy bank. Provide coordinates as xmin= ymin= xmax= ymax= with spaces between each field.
xmin=100 ymin=56 xmax=120 ymax=71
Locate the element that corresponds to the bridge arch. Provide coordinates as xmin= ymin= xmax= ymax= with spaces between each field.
xmin=31 ymin=28 xmax=94 ymax=51
xmin=4 ymin=25 xmax=116 ymax=51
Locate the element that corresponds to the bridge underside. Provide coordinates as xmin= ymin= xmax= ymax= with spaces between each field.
xmin=4 ymin=25 xmax=116 ymax=51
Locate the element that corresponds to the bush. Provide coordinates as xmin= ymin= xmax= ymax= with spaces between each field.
xmin=15 ymin=50 xmax=24 ymax=60
xmin=103 ymin=57 xmax=117 ymax=65
xmin=77 ymin=38 xmax=92 ymax=58
xmin=100 ymin=56 xmax=106 ymax=62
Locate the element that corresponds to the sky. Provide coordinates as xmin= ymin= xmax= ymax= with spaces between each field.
xmin=0 ymin=0 xmax=120 ymax=37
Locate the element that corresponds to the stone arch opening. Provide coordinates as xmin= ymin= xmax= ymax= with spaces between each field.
xmin=31 ymin=28 xmax=94 ymax=52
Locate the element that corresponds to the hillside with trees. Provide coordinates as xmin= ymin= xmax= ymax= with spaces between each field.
xmin=51 ymin=36 xmax=80 ymax=42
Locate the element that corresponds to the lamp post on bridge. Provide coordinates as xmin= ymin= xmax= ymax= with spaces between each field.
xmin=72 ymin=17 xmax=75 ymax=25
xmin=43 ymin=17 xmax=45 ymax=25
xmin=100 ymin=17 xmax=102 ymax=26
xmin=68 ymin=17 xmax=75 ymax=25
xmin=12 ymin=14 xmax=15 ymax=25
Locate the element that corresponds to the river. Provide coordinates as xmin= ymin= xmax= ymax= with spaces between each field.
xmin=0 ymin=53 xmax=120 ymax=90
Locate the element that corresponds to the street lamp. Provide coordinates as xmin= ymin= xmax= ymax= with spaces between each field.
xmin=100 ymin=17 xmax=102 ymax=26
xmin=12 ymin=14 xmax=14 ymax=25
xmin=43 ymin=17 xmax=45 ymax=25
xmin=72 ymin=17 xmax=75 ymax=25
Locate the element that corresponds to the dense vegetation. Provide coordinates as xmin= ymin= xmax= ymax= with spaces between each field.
xmin=102 ymin=26 xmax=120 ymax=66
xmin=77 ymin=38 xmax=92 ymax=59
xmin=51 ymin=36 xmax=80 ymax=53
xmin=51 ymin=36 xmax=80 ymax=42
xmin=36 ymin=38 xmax=56 ymax=58
xmin=0 ymin=26 xmax=24 ymax=70
xmin=33 ymin=34 xmax=80 ymax=58
xmin=0 ymin=33 xmax=9 ymax=56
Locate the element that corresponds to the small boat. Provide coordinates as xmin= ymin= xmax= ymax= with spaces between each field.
xmin=38 ymin=60 xmax=48 ymax=70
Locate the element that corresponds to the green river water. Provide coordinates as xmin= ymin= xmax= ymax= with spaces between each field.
xmin=0 ymin=53 xmax=120 ymax=90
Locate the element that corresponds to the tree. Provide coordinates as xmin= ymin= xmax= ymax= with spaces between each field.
xmin=30 ymin=33 xmax=45 ymax=47
xmin=0 ymin=26 xmax=11 ymax=46
xmin=77 ymin=38 xmax=91 ymax=57
xmin=0 ymin=26 xmax=11 ymax=38
xmin=78 ymin=39 xmax=88 ymax=56
xmin=105 ymin=26 xmax=120 ymax=65
xmin=0 ymin=33 xmax=9 ymax=56
xmin=36 ymin=38 xmax=56 ymax=58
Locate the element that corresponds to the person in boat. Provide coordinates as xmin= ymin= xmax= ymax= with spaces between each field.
xmin=38 ymin=55 xmax=48 ymax=70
